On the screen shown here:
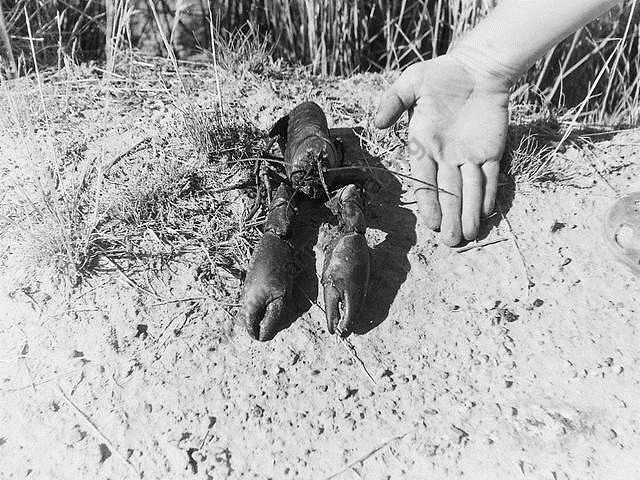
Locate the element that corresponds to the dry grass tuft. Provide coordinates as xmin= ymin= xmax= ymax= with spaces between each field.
xmin=0 ymin=134 xmax=104 ymax=289
xmin=178 ymin=100 xmax=264 ymax=162
xmin=1 ymin=53 xmax=268 ymax=297
xmin=86 ymin=102 xmax=267 ymax=289
xmin=211 ymin=23 xmax=278 ymax=76
xmin=506 ymin=133 xmax=558 ymax=186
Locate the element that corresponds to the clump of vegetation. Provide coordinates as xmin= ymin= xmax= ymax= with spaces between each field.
xmin=89 ymin=105 xmax=266 ymax=285
xmin=0 ymin=136 xmax=104 ymax=289
xmin=0 ymin=53 xmax=269 ymax=296
xmin=506 ymin=133 xmax=558 ymax=186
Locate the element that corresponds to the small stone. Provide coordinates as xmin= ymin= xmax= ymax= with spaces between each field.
xmin=98 ymin=443 xmax=111 ymax=463
xmin=251 ymin=405 xmax=264 ymax=418
xmin=498 ymin=307 xmax=519 ymax=323
xmin=67 ymin=426 xmax=86 ymax=444
xmin=322 ymin=408 xmax=336 ymax=419
xmin=340 ymin=387 xmax=358 ymax=400
xmin=604 ymin=357 xmax=614 ymax=367
xmin=451 ymin=425 xmax=469 ymax=444
xmin=533 ymin=298 xmax=544 ymax=308
xmin=135 ymin=324 xmax=148 ymax=339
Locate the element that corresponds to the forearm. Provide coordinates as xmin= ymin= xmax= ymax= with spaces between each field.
xmin=449 ymin=0 xmax=622 ymax=83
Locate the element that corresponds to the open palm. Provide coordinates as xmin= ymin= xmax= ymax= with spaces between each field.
xmin=376 ymin=55 xmax=510 ymax=246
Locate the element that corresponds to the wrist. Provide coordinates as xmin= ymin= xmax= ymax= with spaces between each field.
xmin=446 ymin=41 xmax=519 ymax=96
xmin=448 ymin=0 xmax=622 ymax=87
xmin=447 ymin=42 xmax=521 ymax=88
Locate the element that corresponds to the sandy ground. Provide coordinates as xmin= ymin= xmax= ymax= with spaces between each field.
xmin=1 ymin=60 xmax=640 ymax=479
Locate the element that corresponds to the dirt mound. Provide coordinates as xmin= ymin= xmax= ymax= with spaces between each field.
xmin=1 ymin=61 xmax=640 ymax=479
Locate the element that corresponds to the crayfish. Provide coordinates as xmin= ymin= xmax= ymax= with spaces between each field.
xmin=240 ymin=102 xmax=371 ymax=341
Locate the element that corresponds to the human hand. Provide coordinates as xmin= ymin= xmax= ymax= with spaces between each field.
xmin=375 ymin=53 xmax=510 ymax=246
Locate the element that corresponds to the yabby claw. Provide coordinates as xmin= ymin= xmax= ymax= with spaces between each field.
xmin=241 ymin=184 xmax=295 ymax=341
xmin=322 ymin=184 xmax=370 ymax=336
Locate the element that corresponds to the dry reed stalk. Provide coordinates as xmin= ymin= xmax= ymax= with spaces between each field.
xmin=598 ymin=0 xmax=638 ymax=122
xmin=145 ymin=0 xmax=186 ymax=94
xmin=205 ymin=1 xmax=224 ymax=119
xmin=3 ymin=0 xmax=638 ymax=124
xmin=0 ymin=1 xmax=17 ymax=78
xmin=105 ymin=0 xmax=114 ymax=69
xmin=23 ymin=5 xmax=46 ymax=119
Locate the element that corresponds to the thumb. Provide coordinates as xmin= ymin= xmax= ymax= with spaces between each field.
xmin=374 ymin=63 xmax=424 ymax=129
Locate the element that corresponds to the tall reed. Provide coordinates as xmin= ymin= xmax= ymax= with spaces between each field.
xmin=2 ymin=0 xmax=638 ymax=122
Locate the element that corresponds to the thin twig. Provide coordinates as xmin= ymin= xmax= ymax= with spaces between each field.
xmin=244 ymin=160 xmax=263 ymax=224
xmin=57 ymin=385 xmax=141 ymax=477
xmin=497 ymin=203 xmax=534 ymax=292
xmin=238 ymin=157 xmax=455 ymax=196
xmin=326 ymin=165 xmax=456 ymax=196
xmin=146 ymin=0 xmax=186 ymax=95
xmin=0 ymin=369 xmax=84 ymax=393
xmin=206 ymin=0 xmax=224 ymax=120
xmin=151 ymin=296 xmax=208 ymax=307
xmin=322 ymin=432 xmax=410 ymax=480
xmin=102 ymin=136 xmax=151 ymax=174
xmin=583 ymin=141 xmax=619 ymax=195
xmin=455 ymin=237 xmax=508 ymax=253
xmin=24 ymin=5 xmax=47 ymax=121
xmin=0 ymin=1 xmax=17 ymax=78
xmin=100 ymin=249 xmax=165 ymax=301
xmin=338 ymin=336 xmax=377 ymax=386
